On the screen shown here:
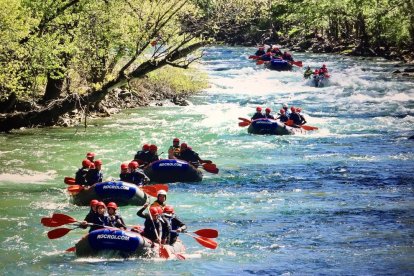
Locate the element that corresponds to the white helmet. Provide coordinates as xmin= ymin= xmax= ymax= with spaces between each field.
xmin=157 ymin=189 xmax=167 ymax=196
xmin=282 ymin=103 xmax=288 ymax=108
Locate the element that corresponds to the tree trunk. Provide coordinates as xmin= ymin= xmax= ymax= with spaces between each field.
xmin=43 ymin=74 xmax=65 ymax=102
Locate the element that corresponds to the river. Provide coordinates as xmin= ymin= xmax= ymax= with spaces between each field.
xmin=0 ymin=46 xmax=413 ymax=275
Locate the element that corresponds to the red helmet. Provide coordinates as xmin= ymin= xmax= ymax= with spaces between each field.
xmin=290 ymin=106 xmax=295 ymax=112
xmin=322 ymin=64 xmax=326 ymax=68
xmin=120 ymin=163 xmax=128 ymax=170
xmin=256 ymin=107 xmax=262 ymax=112
xmin=86 ymin=152 xmax=95 ymax=158
xmin=107 ymin=202 xmax=118 ymax=210
xmin=90 ymin=199 xmax=99 ymax=207
xmin=142 ymin=144 xmax=150 ymax=151
xmin=89 ymin=163 xmax=96 ymax=169
xmin=314 ymin=69 xmax=319 ymax=73
xmin=96 ymin=201 xmax=106 ymax=208
xmin=149 ymin=144 xmax=157 ymax=151
xmin=149 ymin=206 xmax=159 ymax=216
xmin=280 ymin=109 xmax=285 ymax=114
xmin=164 ymin=205 xmax=174 ymax=214
xmin=180 ymin=143 xmax=188 ymax=149
xmin=173 ymin=138 xmax=179 ymax=142
xmin=265 ymin=108 xmax=271 ymax=113
xmin=82 ymin=159 xmax=92 ymax=168
xmin=94 ymin=160 xmax=102 ymax=166
xmin=128 ymin=161 xmax=139 ymax=169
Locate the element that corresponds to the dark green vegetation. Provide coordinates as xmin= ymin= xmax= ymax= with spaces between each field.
xmin=1 ymin=0 xmax=412 ymax=132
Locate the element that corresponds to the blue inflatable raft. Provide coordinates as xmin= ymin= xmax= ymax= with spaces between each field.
xmin=75 ymin=228 xmax=185 ymax=258
xmin=247 ymin=118 xmax=306 ymax=135
xmin=69 ymin=181 xmax=147 ymax=206
xmin=266 ymin=59 xmax=292 ymax=71
xmin=144 ymin=159 xmax=203 ymax=183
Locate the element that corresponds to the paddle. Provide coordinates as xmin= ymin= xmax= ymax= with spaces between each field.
xmin=66 ymin=246 xmax=76 ymax=252
xmin=291 ymin=60 xmax=303 ymax=67
xmin=256 ymin=60 xmax=265 ymax=65
xmin=41 ymin=217 xmax=61 ymax=227
xmin=238 ymin=117 xmax=251 ymax=123
xmin=285 ymin=119 xmax=318 ymax=131
xmin=182 ymin=233 xmax=218 ymax=249
xmin=300 ymin=125 xmax=319 ymax=131
xmin=171 ymin=228 xmax=218 ymax=239
xmin=47 ymin=227 xmax=79 ymax=239
xmin=67 ymin=185 xmax=84 ymax=193
xmin=64 ymin=177 xmax=77 ymax=185
xmin=192 ymin=228 xmax=219 ymax=239
xmin=52 ymin=213 xmax=78 ymax=224
xmin=238 ymin=121 xmax=250 ymax=127
xmin=202 ymin=163 xmax=219 ymax=174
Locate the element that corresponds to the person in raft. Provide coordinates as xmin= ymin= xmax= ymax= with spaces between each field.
xmin=81 ymin=201 xmax=110 ymax=232
xmin=281 ymin=103 xmax=291 ymax=117
xmin=264 ymin=107 xmax=274 ymax=119
xmin=140 ymin=144 xmax=159 ymax=166
xmin=255 ymin=46 xmax=265 ymax=56
xmin=137 ymin=204 xmax=170 ymax=244
xmin=179 ymin=143 xmax=212 ymax=167
xmin=127 ymin=161 xmax=149 ymax=185
xmin=75 ymin=159 xmax=92 ymax=185
xmin=289 ymin=107 xmax=305 ymax=127
xmin=107 ymin=202 xmax=127 ymax=230
xmin=82 ymin=199 xmax=99 ymax=226
xmin=151 ymin=189 xmax=168 ymax=209
xmin=251 ymin=106 xmax=265 ymax=120
xmin=277 ymin=109 xmax=289 ymax=123
xmin=119 ymin=163 xmax=129 ymax=182
xmin=296 ymin=107 xmax=307 ymax=125
xmin=168 ymin=138 xmax=181 ymax=159
xmin=304 ymin=66 xmax=313 ymax=79
xmin=86 ymin=152 xmax=95 ymax=162
xmin=134 ymin=144 xmax=150 ymax=165
xmin=162 ymin=205 xmax=187 ymax=245
xmin=282 ymin=51 xmax=294 ymax=62
xmin=85 ymin=159 xmax=103 ymax=185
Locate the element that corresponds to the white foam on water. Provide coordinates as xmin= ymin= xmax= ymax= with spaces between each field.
xmin=0 ymin=170 xmax=57 ymax=184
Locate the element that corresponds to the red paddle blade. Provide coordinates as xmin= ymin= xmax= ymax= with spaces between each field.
xmin=47 ymin=228 xmax=72 ymax=239
xmin=140 ymin=186 xmax=157 ymax=197
xmin=292 ymin=61 xmax=303 ymax=67
xmin=239 ymin=121 xmax=250 ymax=127
xmin=151 ymin=184 xmax=169 ymax=192
xmin=64 ymin=177 xmax=76 ymax=185
xmin=203 ymin=163 xmax=219 ymax=174
xmin=52 ymin=213 xmax=78 ymax=224
xmin=41 ymin=218 xmax=63 ymax=227
xmin=159 ymin=246 xmax=170 ymax=259
xmin=67 ymin=185 xmax=84 ymax=193
xmin=284 ymin=119 xmax=293 ymax=126
xmin=66 ymin=246 xmax=76 ymax=252
xmin=193 ymin=228 xmax=219 ymax=238
xmin=194 ymin=236 xmax=218 ymax=249
xmin=175 ymin=253 xmax=186 ymax=260
xmin=238 ymin=117 xmax=251 ymax=123
xmin=256 ymin=60 xmax=265 ymax=65
xmin=301 ymin=125 xmax=318 ymax=131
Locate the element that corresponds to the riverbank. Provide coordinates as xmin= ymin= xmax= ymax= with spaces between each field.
xmin=283 ymin=35 xmax=413 ymax=62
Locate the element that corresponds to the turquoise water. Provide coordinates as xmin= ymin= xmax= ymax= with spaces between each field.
xmin=0 ymin=46 xmax=414 ymax=275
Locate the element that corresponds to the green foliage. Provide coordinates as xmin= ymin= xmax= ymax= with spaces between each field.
xmin=147 ymin=66 xmax=208 ymax=94
xmin=268 ymin=0 xmax=414 ymax=50
xmin=0 ymin=0 xmax=211 ymax=102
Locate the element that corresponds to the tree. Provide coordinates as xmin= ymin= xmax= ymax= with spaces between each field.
xmin=0 ymin=0 xmax=210 ymax=132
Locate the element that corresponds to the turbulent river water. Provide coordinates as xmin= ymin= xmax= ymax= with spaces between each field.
xmin=1 ymin=46 xmax=413 ymax=275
